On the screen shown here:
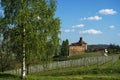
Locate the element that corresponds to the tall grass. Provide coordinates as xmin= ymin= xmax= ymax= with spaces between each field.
xmin=1 ymin=59 xmax=120 ymax=80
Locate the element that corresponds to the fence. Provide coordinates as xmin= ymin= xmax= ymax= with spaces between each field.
xmin=5 ymin=55 xmax=119 ymax=74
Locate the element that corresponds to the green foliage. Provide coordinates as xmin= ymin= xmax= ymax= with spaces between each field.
xmin=107 ymin=44 xmax=120 ymax=54
xmin=0 ymin=50 xmax=13 ymax=72
xmin=0 ymin=18 xmax=14 ymax=72
xmin=0 ymin=73 xmax=20 ymax=80
xmin=60 ymin=39 xmax=69 ymax=57
xmin=1 ymin=0 xmax=60 ymax=79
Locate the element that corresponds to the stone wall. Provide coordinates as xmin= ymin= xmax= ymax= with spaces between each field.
xmin=69 ymin=44 xmax=87 ymax=56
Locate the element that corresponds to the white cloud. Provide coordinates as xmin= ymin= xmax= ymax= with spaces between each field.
xmin=72 ymin=24 xmax=85 ymax=28
xmin=99 ymin=9 xmax=117 ymax=15
xmin=63 ymin=29 xmax=75 ymax=33
xmin=109 ymin=25 xmax=115 ymax=29
xmin=81 ymin=16 xmax=102 ymax=21
xmin=79 ymin=29 xmax=102 ymax=34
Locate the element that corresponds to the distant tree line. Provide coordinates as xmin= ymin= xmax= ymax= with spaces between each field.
xmin=87 ymin=44 xmax=120 ymax=54
xmin=53 ymin=39 xmax=69 ymax=61
xmin=87 ymin=44 xmax=108 ymax=52
xmin=107 ymin=44 xmax=120 ymax=54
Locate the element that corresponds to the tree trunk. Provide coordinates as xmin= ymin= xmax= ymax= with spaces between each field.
xmin=26 ymin=63 xmax=30 ymax=75
xmin=21 ymin=52 xmax=26 ymax=80
xmin=21 ymin=27 xmax=26 ymax=80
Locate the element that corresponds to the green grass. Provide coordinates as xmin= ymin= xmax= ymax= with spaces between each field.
xmin=34 ymin=60 xmax=120 ymax=76
xmin=26 ymin=74 xmax=120 ymax=80
xmin=0 ymin=56 xmax=120 ymax=80
xmin=0 ymin=73 xmax=20 ymax=80
xmin=0 ymin=74 xmax=120 ymax=80
xmin=68 ymin=52 xmax=120 ymax=60
xmin=54 ymin=52 xmax=105 ymax=61
xmin=26 ymin=59 xmax=120 ymax=80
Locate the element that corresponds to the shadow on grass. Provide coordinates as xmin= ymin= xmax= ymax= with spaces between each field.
xmin=0 ymin=73 xmax=19 ymax=78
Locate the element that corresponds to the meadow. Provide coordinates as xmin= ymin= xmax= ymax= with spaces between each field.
xmin=0 ymin=53 xmax=120 ymax=80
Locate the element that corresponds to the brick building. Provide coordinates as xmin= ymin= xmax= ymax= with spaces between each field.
xmin=69 ymin=37 xmax=87 ymax=56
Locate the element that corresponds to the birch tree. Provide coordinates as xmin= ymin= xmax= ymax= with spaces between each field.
xmin=1 ymin=0 xmax=60 ymax=80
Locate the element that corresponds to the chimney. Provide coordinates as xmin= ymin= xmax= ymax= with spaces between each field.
xmin=79 ymin=37 xmax=83 ymax=44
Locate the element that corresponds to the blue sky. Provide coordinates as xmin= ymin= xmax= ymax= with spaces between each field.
xmin=55 ymin=0 xmax=120 ymax=45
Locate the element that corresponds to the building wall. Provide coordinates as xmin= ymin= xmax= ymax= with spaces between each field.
xmin=69 ymin=44 xmax=87 ymax=56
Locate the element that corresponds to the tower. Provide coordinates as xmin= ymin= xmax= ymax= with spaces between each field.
xmin=79 ymin=37 xmax=83 ymax=44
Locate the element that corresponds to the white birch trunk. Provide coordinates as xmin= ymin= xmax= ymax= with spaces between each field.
xmin=21 ymin=27 xmax=26 ymax=80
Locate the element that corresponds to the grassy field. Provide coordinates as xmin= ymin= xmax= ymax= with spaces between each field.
xmin=54 ymin=52 xmax=120 ymax=61
xmin=54 ymin=52 xmax=105 ymax=61
xmin=0 ymin=58 xmax=120 ymax=80
xmin=0 ymin=74 xmax=120 ymax=80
